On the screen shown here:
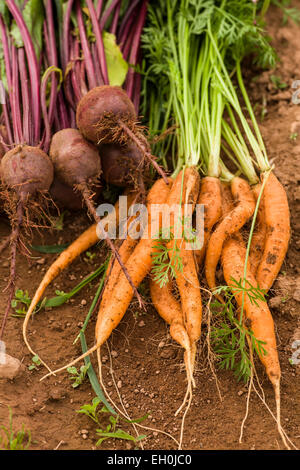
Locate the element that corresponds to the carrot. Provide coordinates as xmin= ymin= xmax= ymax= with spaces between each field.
xmin=205 ymin=176 xmax=255 ymax=295
xmin=149 ymin=276 xmax=193 ymax=385
xmin=94 ymin=178 xmax=171 ymax=344
xmin=220 ymin=181 xmax=234 ymax=215
xmin=255 ymin=172 xmax=290 ymax=292
xmin=221 ymin=234 xmax=290 ymax=449
xmin=194 ymin=176 xmax=222 ymax=269
xmin=248 ymin=183 xmax=266 ymax=276
xmin=40 ymin=178 xmax=172 ymax=378
xmin=165 ymin=167 xmax=201 ymax=372
xmin=22 ymin=192 xmax=136 ymax=367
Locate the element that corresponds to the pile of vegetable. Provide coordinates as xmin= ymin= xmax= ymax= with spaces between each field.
xmin=0 ymin=0 xmax=296 ymax=450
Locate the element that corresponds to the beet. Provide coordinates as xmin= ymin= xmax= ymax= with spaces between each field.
xmin=49 ymin=128 xmax=101 ymax=187
xmin=49 ymin=177 xmax=84 ymax=211
xmin=1 ymin=145 xmax=54 ymax=197
xmin=76 ymin=86 xmax=136 ymax=144
xmin=100 ymin=142 xmax=144 ymax=187
xmin=49 ymin=176 xmax=101 ymax=211
xmin=76 ymin=85 xmax=168 ymax=184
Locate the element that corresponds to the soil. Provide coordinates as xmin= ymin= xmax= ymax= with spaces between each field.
xmin=0 ymin=4 xmax=300 ymax=452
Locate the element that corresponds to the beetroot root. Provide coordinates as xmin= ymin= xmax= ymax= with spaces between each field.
xmin=0 ymin=144 xmax=54 ymax=341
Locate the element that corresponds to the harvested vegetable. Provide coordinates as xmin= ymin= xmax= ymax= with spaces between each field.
xmin=40 ymin=177 xmax=172 ymax=377
xmin=222 ymin=235 xmax=289 ymax=449
xmin=100 ymin=142 xmax=144 ymax=189
xmin=205 ymin=177 xmax=256 ymax=297
xmin=255 ymin=172 xmax=290 ymax=292
xmin=22 ymin=191 xmax=138 ymax=369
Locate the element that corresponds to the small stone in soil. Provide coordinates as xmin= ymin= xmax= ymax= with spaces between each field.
xmin=0 ymin=354 xmax=23 ymax=379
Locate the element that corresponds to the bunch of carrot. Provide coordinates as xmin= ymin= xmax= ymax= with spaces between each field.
xmin=140 ymin=0 xmax=292 ymax=447
xmin=3 ymin=0 xmax=293 ymax=450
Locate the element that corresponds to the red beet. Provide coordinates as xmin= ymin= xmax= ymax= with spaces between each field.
xmin=49 ymin=176 xmax=101 ymax=211
xmin=1 ymin=145 xmax=54 ymax=196
xmin=76 ymin=85 xmax=167 ymax=183
xmin=100 ymin=142 xmax=144 ymax=187
xmin=76 ymin=85 xmax=136 ymax=144
xmin=49 ymin=128 xmax=101 ymax=187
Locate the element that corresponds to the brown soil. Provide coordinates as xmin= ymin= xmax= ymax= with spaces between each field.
xmin=0 ymin=5 xmax=300 ymax=451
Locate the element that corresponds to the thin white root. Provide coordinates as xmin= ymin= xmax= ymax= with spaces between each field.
xmin=184 ymin=348 xmax=195 ymax=388
xmin=239 ymin=372 xmax=253 ymax=444
xmin=40 ymin=343 xmax=99 ymax=381
xmin=97 ymin=347 xmax=144 ymax=449
xmin=175 ymin=380 xmax=191 ymax=417
xmin=252 ymin=381 xmax=298 ymax=450
xmin=178 ymin=386 xmax=193 ymax=451
xmin=23 ymin=281 xmax=55 ymax=374
xmin=24 ymin=333 xmax=54 ymax=375
xmin=175 ymin=347 xmax=194 ymax=416
xmin=274 ymin=382 xmax=291 ymax=450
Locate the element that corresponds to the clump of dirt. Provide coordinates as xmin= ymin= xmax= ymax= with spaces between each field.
xmin=0 ymin=4 xmax=300 ymax=451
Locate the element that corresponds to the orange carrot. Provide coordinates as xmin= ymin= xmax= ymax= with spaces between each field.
xmin=248 ymin=183 xmax=266 ymax=276
xmin=205 ymin=176 xmax=255 ymax=294
xmin=256 ymin=172 xmax=290 ymax=292
xmin=222 ymin=235 xmax=289 ymax=448
xmin=195 ymin=176 xmax=222 ymax=269
xmin=22 ymin=192 xmax=136 ymax=366
xmin=221 ymin=181 xmax=234 ymax=215
xmin=41 ymin=178 xmax=172 ymax=377
xmin=94 ymin=178 xmax=171 ymax=345
xmin=165 ymin=167 xmax=201 ymax=371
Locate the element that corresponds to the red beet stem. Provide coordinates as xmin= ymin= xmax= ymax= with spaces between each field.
xmin=6 ymin=0 xmax=41 ymax=145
